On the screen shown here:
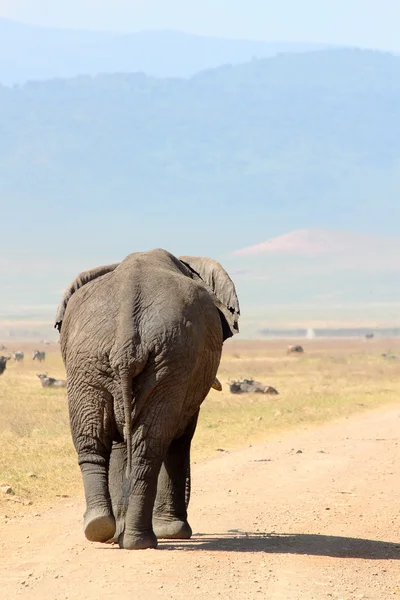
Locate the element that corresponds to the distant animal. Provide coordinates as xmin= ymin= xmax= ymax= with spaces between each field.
xmin=13 ymin=351 xmax=24 ymax=362
xmin=365 ymin=333 xmax=374 ymax=339
xmin=37 ymin=373 xmax=67 ymax=388
xmin=32 ymin=350 xmax=46 ymax=362
xmin=381 ymin=353 xmax=397 ymax=361
xmin=229 ymin=378 xmax=278 ymax=395
xmin=41 ymin=340 xmax=51 ymax=345
xmin=287 ymin=345 xmax=304 ymax=354
xmin=0 ymin=355 xmax=11 ymax=375
xmin=0 ymin=344 xmax=7 ymax=350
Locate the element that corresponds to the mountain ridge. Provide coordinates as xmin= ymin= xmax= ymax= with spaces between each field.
xmin=1 ymin=48 xmax=400 ymax=337
xmin=0 ymin=18 xmax=334 ymax=85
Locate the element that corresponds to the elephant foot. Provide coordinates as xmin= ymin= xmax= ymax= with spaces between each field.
xmin=84 ymin=508 xmax=116 ymax=543
xmin=103 ymin=516 xmax=125 ymax=545
xmin=153 ymin=518 xmax=192 ymax=540
xmin=118 ymin=529 xmax=158 ymax=550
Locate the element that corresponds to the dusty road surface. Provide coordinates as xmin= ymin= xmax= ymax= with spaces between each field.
xmin=1 ymin=404 xmax=399 ymax=599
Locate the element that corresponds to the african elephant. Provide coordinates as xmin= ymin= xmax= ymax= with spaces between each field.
xmin=55 ymin=248 xmax=240 ymax=549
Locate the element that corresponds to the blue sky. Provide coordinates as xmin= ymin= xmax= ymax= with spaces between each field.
xmin=1 ymin=0 xmax=400 ymax=52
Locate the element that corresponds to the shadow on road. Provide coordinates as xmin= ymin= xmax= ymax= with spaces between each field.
xmin=159 ymin=531 xmax=400 ymax=559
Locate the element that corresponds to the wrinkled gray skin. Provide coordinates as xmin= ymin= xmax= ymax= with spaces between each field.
xmin=55 ymin=249 xmax=240 ymax=550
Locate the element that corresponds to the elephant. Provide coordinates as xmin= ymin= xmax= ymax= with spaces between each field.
xmin=55 ymin=248 xmax=240 ymax=550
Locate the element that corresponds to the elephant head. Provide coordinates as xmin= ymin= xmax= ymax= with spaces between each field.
xmin=179 ymin=255 xmax=240 ymax=341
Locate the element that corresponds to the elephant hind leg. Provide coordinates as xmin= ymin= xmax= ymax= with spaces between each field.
xmin=117 ymin=453 xmax=162 ymax=550
xmin=153 ymin=410 xmax=199 ymax=540
xmin=108 ymin=442 xmax=128 ymax=543
xmin=117 ymin=395 xmax=186 ymax=550
xmin=68 ymin=382 xmax=116 ymax=543
xmin=81 ymin=460 xmax=116 ymax=543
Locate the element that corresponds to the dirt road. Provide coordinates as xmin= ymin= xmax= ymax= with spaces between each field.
xmin=1 ymin=405 xmax=399 ymax=599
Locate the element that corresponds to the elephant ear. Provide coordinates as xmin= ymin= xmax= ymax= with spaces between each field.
xmin=179 ymin=255 xmax=240 ymax=341
xmin=54 ymin=263 xmax=119 ymax=332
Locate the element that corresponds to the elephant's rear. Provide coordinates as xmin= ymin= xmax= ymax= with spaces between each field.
xmin=60 ymin=250 xmax=225 ymax=438
xmin=112 ymin=266 xmax=224 ymax=438
xmin=54 ymin=247 xmax=239 ymax=549
xmin=151 ymin=277 xmax=223 ymax=432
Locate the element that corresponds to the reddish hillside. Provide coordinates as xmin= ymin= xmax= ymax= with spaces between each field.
xmin=233 ymin=229 xmax=400 ymax=270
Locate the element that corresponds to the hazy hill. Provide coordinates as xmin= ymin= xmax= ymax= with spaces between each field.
xmin=224 ymin=228 xmax=400 ymax=336
xmin=2 ymin=228 xmax=399 ymax=341
xmin=1 ymin=49 xmax=400 ymax=238
xmin=0 ymin=18 xmax=330 ymax=84
xmin=1 ymin=48 xmax=400 ymax=338
xmin=233 ymin=229 xmax=400 ymax=270
xmin=231 ymin=229 xmax=400 ymax=304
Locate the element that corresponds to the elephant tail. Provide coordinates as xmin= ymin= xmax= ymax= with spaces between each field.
xmin=120 ymin=370 xmax=133 ymax=480
xmin=115 ymin=351 xmax=150 ymax=488
xmin=185 ymin=451 xmax=191 ymax=509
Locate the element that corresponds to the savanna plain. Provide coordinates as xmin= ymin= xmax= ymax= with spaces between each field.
xmin=1 ymin=338 xmax=400 ymax=600
xmin=1 ymin=337 xmax=399 ymax=513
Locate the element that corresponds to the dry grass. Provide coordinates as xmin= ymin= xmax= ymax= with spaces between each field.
xmin=194 ymin=338 xmax=400 ymax=461
xmin=1 ymin=338 xmax=400 ymax=515
xmin=0 ymin=343 xmax=77 ymax=515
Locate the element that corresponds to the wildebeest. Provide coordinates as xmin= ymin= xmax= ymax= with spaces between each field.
xmin=32 ymin=350 xmax=46 ymax=362
xmin=287 ymin=345 xmax=304 ymax=354
xmin=229 ymin=378 xmax=279 ymax=395
xmin=365 ymin=332 xmax=374 ymax=339
xmin=37 ymin=373 xmax=67 ymax=388
xmin=13 ymin=351 xmax=24 ymax=361
xmin=0 ymin=355 xmax=11 ymax=375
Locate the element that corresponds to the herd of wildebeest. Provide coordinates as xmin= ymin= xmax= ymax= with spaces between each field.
xmin=0 ymin=343 xmax=306 ymax=394
xmin=0 ymin=340 xmax=396 ymax=396
xmin=0 ymin=346 xmax=68 ymax=388
xmin=1 ymin=340 xmax=395 ymax=396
